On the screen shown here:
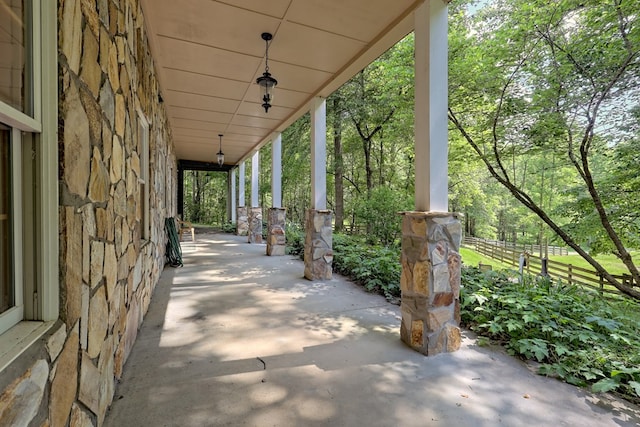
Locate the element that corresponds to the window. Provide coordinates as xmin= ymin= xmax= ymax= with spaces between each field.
xmin=0 ymin=127 xmax=12 ymax=317
xmin=0 ymin=126 xmax=27 ymax=338
xmin=0 ymin=0 xmax=30 ymax=114
xmin=0 ymin=0 xmax=58 ymax=355
xmin=138 ymin=111 xmax=150 ymax=240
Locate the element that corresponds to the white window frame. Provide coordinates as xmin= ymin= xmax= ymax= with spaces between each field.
xmin=0 ymin=128 xmax=24 ymax=335
xmin=0 ymin=0 xmax=59 ymax=370
xmin=138 ymin=110 xmax=150 ymax=240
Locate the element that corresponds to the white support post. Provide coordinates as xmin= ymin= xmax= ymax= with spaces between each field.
xmin=267 ymin=133 xmax=285 ymax=256
xmin=231 ymin=168 xmax=237 ymax=223
xmin=272 ymin=133 xmax=282 ymax=208
xmin=239 ymin=162 xmax=246 ymax=207
xmin=400 ymin=0 xmax=461 ymax=357
xmin=414 ymin=0 xmax=449 ymax=212
xmin=251 ymin=151 xmax=259 ymax=207
xmin=310 ymin=97 xmax=327 ymax=210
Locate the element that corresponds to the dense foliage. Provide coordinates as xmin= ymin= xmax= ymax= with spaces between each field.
xmin=461 ymin=267 xmax=640 ymax=403
xmin=284 ymin=221 xmax=305 ymax=257
xmin=331 ymin=234 xmax=401 ymax=300
xmin=449 ymin=0 xmax=640 ymax=298
xmin=285 ymin=232 xmax=401 ymax=300
xmin=183 ymin=171 xmax=229 ymax=225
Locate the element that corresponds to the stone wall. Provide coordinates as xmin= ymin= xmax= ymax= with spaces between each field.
xmin=304 ymin=209 xmax=333 ymax=280
xmin=0 ymin=1 xmax=176 ymax=426
xmin=399 ymin=212 xmax=462 ymax=356
xmin=267 ymin=208 xmax=286 ymax=256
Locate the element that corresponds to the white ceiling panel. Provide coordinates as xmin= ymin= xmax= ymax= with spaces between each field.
xmin=270 ymin=21 xmax=366 ymax=73
xmin=243 ymin=85 xmax=310 ymax=110
xmin=286 ymin=0 xmax=416 ymax=42
xmin=166 ymin=91 xmax=240 ymax=114
xmin=157 ymin=37 xmax=261 ymax=81
xmin=255 ymin=60 xmax=332 ymax=93
xmin=162 ymin=68 xmax=249 ymax=100
xmin=169 ymin=107 xmax=234 ymax=125
xmin=171 ymin=118 xmax=227 ymax=133
xmin=215 ymin=0 xmax=292 ymax=19
xmin=235 ymin=103 xmax=294 ymax=121
xmin=141 ymin=0 xmax=423 ymax=165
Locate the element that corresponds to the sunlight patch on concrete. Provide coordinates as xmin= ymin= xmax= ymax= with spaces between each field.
xmin=247 ymin=382 xmax=288 ymax=406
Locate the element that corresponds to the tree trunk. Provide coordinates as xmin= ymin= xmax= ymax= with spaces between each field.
xmin=378 ymin=133 xmax=384 ymax=187
xmin=363 ymin=137 xmax=373 ymax=196
xmin=191 ymin=170 xmax=202 ymax=222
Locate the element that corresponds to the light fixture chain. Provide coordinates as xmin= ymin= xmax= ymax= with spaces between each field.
xmin=264 ymin=37 xmax=270 ymax=73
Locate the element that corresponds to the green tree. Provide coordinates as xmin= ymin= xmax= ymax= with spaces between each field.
xmin=449 ymin=0 xmax=640 ymax=299
xmin=329 ymin=90 xmax=346 ymax=232
xmin=354 ymin=186 xmax=412 ymax=246
xmin=282 ymin=114 xmax=311 ymax=226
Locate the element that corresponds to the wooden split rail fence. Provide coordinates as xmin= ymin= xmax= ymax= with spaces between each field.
xmin=464 ymin=237 xmax=569 ymax=256
xmin=463 ymin=237 xmax=637 ymax=298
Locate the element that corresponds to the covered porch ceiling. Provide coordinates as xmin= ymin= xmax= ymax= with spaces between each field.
xmin=140 ymin=0 xmax=425 ymax=166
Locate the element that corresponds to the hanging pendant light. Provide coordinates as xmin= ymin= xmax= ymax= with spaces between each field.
xmin=256 ymin=32 xmax=277 ymax=113
xmin=217 ymin=134 xmax=224 ymax=166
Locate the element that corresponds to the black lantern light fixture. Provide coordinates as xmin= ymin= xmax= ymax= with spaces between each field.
xmin=216 ymin=134 xmax=224 ymax=166
xmin=256 ymin=32 xmax=277 ymax=113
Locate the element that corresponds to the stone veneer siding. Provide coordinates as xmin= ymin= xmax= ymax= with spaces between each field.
xmin=304 ymin=209 xmax=333 ymax=280
xmin=0 ymin=1 xmax=176 ymax=426
xmin=248 ymin=207 xmax=263 ymax=244
xmin=400 ymin=212 xmax=462 ymax=356
xmin=267 ymin=208 xmax=286 ymax=256
xmin=236 ymin=206 xmax=248 ymax=236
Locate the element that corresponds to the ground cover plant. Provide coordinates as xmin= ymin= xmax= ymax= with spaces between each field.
xmin=331 ymin=234 xmax=401 ymax=300
xmin=461 ymin=267 xmax=640 ymax=404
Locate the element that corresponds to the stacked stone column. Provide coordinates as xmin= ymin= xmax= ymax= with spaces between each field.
xmin=400 ymin=212 xmax=462 ymax=355
xmin=304 ymin=209 xmax=333 ymax=280
xmin=248 ymin=207 xmax=263 ymax=243
xmin=236 ymin=206 xmax=248 ymax=236
xmin=267 ymin=207 xmax=286 ymax=256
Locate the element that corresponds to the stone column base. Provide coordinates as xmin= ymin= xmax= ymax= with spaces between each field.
xmin=248 ymin=207 xmax=263 ymax=243
xmin=400 ymin=211 xmax=462 ymax=356
xmin=304 ymin=209 xmax=333 ymax=280
xmin=267 ymin=207 xmax=286 ymax=256
xmin=236 ymin=206 xmax=248 ymax=236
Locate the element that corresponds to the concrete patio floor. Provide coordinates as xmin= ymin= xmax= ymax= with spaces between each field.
xmin=104 ymin=233 xmax=640 ymax=427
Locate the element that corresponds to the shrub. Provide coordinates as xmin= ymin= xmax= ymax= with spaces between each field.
xmin=221 ymin=221 xmax=236 ymax=234
xmin=332 ymin=233 xmax=401 ymax=299
xmin=354 ymin=186 xmax=412 ymax=246
xmin=285 ymin=222 xmax=305 ymax=257
xmin=461 ymin=266 xmax=640 ymax=404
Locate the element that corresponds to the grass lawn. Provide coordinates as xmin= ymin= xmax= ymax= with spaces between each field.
xmin=460 ymin=247 xmax=514 ymax=271
xmin=549 ymin=250 xmax=640 ymax=276
xmin=462 ymin=245 xmax=639 ymax=278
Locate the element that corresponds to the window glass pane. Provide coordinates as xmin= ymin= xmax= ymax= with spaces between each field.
xmin=0 ymin=0 xmax=28 ymax=113
xmin=0 ymin=124 xmax=12 ymax=314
